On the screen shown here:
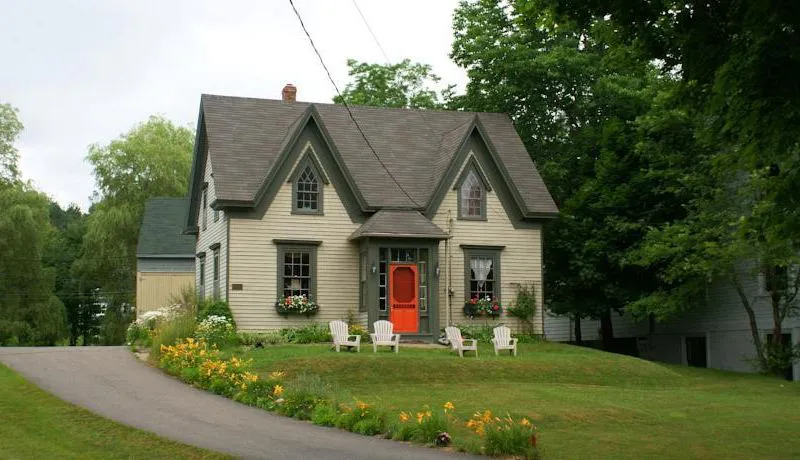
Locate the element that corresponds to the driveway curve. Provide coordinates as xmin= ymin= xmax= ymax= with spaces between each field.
xmin=0 ymin=347 xmax=477 ymax=460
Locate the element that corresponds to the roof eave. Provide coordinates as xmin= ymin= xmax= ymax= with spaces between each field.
xmin=348 ymin=232 xmax=451 ymax=241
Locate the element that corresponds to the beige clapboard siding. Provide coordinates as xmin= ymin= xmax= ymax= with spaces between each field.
xmin=432 ymin=158 xmax=544 ymax=333
xmin=229 ymin=181 xmax=361 ymax=331
xmin=136 ymin=272 xmax=195 ymax=317
xmin=196 ymin=151 xmax=227 ymax=300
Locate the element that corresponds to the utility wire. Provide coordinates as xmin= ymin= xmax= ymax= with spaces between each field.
xmin=351 ymin=0 xmax=390 ymax=63
xmin=287 ymin=0 xmax=422 ymax=209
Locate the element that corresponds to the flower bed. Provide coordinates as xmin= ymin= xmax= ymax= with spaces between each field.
xmin=157 ymin=338 xmax=540 ymax=458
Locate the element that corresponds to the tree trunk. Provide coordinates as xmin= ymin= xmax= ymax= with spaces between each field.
xmin=574 ymin=315 xmax=582 ymax=345
xmin=731 ymin=271 xmax=767 ymax=371
xmin=600 ymin=309 xmax=614 ymax=351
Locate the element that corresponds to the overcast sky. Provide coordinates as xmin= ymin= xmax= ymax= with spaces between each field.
xmin=0 ymin=0 xmax=466 ymax=210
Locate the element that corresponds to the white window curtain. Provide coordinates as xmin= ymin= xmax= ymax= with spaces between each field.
xmin=460 ymin=170 xmax=480 ymax=215
xmin=470 ymin=257 xmax=493 ymax=291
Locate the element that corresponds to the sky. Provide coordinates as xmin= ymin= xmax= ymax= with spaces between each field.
xmin=0 ymin=0 xmax=467 ymax=210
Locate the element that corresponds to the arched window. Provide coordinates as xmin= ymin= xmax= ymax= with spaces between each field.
xmin=459 ymin=168 xmax=485 ymax=219
xmin=295 ymin=165 xmax=320 ymax=212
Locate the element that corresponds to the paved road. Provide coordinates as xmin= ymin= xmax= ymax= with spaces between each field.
xmin=0 ymin=347 xmax=477 ymax=460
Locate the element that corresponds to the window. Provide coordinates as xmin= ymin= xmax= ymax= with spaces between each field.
xmin=463 ymin=247 xmax=501 ymax=301
xmin=212 ymin=247 xmax=220 ymax=299
xmin=278 ymin=245 xmax=317 ymax=299
xmin=294 ymin=165 xmax=321 ymax=213
xmin=458 ymin=167 xmax=487 ymax=220
xmin=201 ymin=187 xmax=208 ymax=230
xmin=198 ymin=255 xmax=206 ymax=302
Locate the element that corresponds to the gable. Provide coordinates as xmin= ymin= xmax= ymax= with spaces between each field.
xmin=425 ymin=127 xmax=536 ymax=227
xmin=235 ymin=115 xmax=366 ymax=223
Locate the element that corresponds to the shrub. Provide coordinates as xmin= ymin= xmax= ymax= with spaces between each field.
xmin=195 ymin=315 xmax=236 ymax=347
xmin=197 ymin=299 xmax=235 ymax=326
xmin=311 ymin=402 xmax=339 ymax=427
xmin=507 ymin=284 xmax=537 ymax=333
xmin=349 ymin=324 xmax=370 ymax=343
xmin=279 ymin=323 xmax=331 ymax=344
xmin=457 ymin=324 xmax=495 ymax=343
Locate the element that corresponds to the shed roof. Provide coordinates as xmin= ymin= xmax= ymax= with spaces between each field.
xmin=137 ymin=197 xmax=195 ymax=258
xmin=349 ymin=210 xmax=449 ymax=240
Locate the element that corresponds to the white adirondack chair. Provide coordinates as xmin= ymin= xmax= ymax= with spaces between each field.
xmin=370 ymin=320 xmax=400 ymax=353
xmin=329 ymin=320 xmax=360 ymax=352
xmin=491 ymin=325 xmax=517 ymax=356
xmin=445 ymin=326 xmax=478 ymax=358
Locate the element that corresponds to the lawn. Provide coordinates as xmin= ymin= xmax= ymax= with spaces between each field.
xmin=234 ymin=341 xmax=800 ymax=459
xmin=0 ymin=364 xmax=228 ymax=460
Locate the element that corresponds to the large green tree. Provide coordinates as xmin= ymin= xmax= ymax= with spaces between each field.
xmin=539 ymin=0 xmax=800 ymax=373
xmin=75 ymin=116 xmax=194 ymax=344
xmin=451 ymin=0 xmax=698 ymax=348
xmin=0 ymin=182 xmax=67 ymax=345
xmin=333 ymin=59 xmax=452 ymax=109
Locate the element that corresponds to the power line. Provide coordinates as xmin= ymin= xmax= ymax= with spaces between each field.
xmin=351 ymin=0 xmax=390 ymax=63
xmin=287 ymin=0 xmax=422 ymax=209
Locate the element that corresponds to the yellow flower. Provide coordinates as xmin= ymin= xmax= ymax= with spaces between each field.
xmin=273 ymin=384 xmax=284 ymax=396
xmin=269 ymin=371 xmax=286 ymax=380
xmin=443 ymin=401 xmax=455 ymax=412
xmin=399 ymin=411 xmax=410 ymax=423
xmin=481 ymin=410 xmax=493 ymax=423
xmin=425 ymin=410 xmax=432 ymax=418
xmin=416 ymin=412 xmax=425 ymax=424
xmin=520 ymin=418 xmax=531 ymax=427
xmin=355 ymin=400 xmax=370 ymax=411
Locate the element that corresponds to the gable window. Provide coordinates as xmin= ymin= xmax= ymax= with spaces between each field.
xmin=277 ymin=244 xmax=318 ymax=300
xmin=201 ymin=186 xmax=208 ymax=230
xmin=295 ymin=165 xmax=321 ymax=213
xmin=463 ymin=246 xmax=501 ymax=301
xmin=457 ymin=163 xmax=488 ymax=220
xmin=198 ymin=254 xmax=206 ymax=302
xmin=211 ymin=246 xmax=220 ymax=299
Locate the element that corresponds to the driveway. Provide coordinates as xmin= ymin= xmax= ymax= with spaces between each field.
xmin=0 ymin=347 xmax=477 ymax=460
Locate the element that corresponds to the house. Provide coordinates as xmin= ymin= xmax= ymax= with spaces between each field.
xmin=544 ymin=263 xmax=800 ymax=381
xmin=136 ymin=197 xmax=196 ymax=317
xmin=184 ymin=85 xmax=558 ymax=339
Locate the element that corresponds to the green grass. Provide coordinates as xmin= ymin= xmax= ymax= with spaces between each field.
xmin=0 ymin=364 xmax=228 ymax=459
xmin=234 ymin=342 xmax=800 ymax=459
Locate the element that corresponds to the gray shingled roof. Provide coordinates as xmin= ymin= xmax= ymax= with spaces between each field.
xmin=349 ymin=210 xmax=449 ymax=240
xmin=137 ymin=197 xmax=195 ymax=257
xmin=200 ymin=94 xmax=557 ymax=215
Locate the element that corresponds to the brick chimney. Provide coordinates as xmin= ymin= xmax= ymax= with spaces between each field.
xmin=282 ymin=84 xmax=297 ymax=103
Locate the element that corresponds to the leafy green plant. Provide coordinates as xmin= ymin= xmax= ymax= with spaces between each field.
xmin=311 ymin=402 xmax=339 ymax=427
xmin=194 ymin=315 xmax=235 ymax=347
xmin=279 ymin=323 xmax=331 ymax=344
xmin=507 ymin=284 xmax=537 ymax=333
xmin=237 ymin=331 xmax=287 ymax=347
xmin=279 ymin=373 xmax=334 ymax=420
xmin=457 ymin=325 xmax=495 ymax=343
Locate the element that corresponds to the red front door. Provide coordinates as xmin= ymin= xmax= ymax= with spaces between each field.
xmin=389 ymin=263 xmax=418 ymax=333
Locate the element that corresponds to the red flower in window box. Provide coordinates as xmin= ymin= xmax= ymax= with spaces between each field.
xmin=463 ymin=296 xmax=502 ymax=318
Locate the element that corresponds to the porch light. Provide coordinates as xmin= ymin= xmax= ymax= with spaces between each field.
xmin=371 ymin=262 xmax=377 ymax=274
xmin=435 ymin=263 xmax=440 ymax=279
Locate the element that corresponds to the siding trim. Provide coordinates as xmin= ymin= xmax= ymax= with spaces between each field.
xmin=272 ymin=239 xmax=323 ymax=246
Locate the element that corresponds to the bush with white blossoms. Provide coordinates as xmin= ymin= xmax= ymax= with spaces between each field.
xmin=127 ymin=304 xmax=190 ymax=347
xmin=195 ymin=315 xmax=236 ymax=346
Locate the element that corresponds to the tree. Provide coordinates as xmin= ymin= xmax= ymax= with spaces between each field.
xmin=333 ymin=59 xmax=451 ymax=109
xmin=0 ymin=182 xmax=66 ymax=345
xmin=0 ymin=102 xmax=23 ymax=182
xmin=44 ymin=202 xmax=99 ymax=345
xmin=75 ymin=116 xmax=194 ymax=344
xmin=540 ymin=0 xmax=800 ymax=374
xmin=451 ymin=0 xmax=697 ymax=349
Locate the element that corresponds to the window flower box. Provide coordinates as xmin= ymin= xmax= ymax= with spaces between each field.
xmin=275 ymin=295 xmax=319 ymax=317
xmin=463 ymin=296 xmax=502 ymax=318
